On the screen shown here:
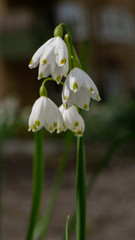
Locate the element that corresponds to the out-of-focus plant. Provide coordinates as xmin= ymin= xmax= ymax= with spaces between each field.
xmin=84 ymin=97 xmax=135 ymax=142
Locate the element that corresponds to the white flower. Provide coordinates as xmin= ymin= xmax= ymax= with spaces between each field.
xmin=62 ymin=67 xmax=101 ymax=111
xmin=28 ymin=37 xmax=69 ymax=84
xmin=28 ymin=96 xmax=64 ymax=133
xmin=59 ymin=104 xmax=85 ymax=136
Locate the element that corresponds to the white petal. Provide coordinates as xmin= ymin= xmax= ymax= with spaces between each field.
xmin=59 ymin=105 xmax=85 ymax=136
xmin=44 ymin=98 xmax=63 ymax=133
xmin=38 ymin=64 xmax=51 ymax=80
xmin=29 ymin=38 xmax=54 ymax=69
xmin=39 ymin=44 xmax=54 ymax=65
xmin=67 ymin=68 xmax=84 ymax=92
xmin=28 ymin=97 xmax=47 ymax=131
xmin=70 ymin=88 xmax=90 ymax=111
xmin=54 ymin=37 xmax=68 ymax=66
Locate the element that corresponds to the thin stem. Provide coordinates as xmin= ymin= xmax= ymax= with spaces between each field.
xmin=33 ymin=131 xmax=74 ymax=240
xmin=76 ymin=136 xmax=86 ymax=240
xmin=65 ymin=215 xmax=70 ymax=240
xmin=61 ymin=132 xmax=135 ymax=239
xmin=26 ymin=130 xmax=44 ymax=240
xmin=42 ymin=77 xmax=64 ymax=86
xmin=60 ymin=23 xmax=81 ymax=69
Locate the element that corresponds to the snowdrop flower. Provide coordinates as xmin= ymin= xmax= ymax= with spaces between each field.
xmin=28 ymin=37 xmax=69 ymax=84
xmin=28 ymin=96 xmax=63 ymax=133
xmin=59 ymin=104 xmax=85 ymax=137
xmin=62 ymin=67 xmax=101 ymax=111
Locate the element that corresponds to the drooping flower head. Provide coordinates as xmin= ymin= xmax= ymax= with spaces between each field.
xmin=62 ymin=67 xmax=101 ymax=111
xmin=59 ymin=104 xmax=85 ymax=137
xmin=28 ymin=96 xmax=64 ymax=133
xmin=29 ymin=37 xmax=69 ymax=84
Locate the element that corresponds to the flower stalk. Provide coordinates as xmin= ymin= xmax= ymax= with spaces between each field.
xmin=26 ymin=130 xmax=44 ymax=240
xmin=76 ymin=136 xmax=86 ymax=240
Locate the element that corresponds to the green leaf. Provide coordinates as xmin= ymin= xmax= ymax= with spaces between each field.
xmin=76 ymin=136 xmax=86 ymax=240
xmin=33 ymin=131 xmax=74 ymax=240
xmin=25 ymin=130 xmax=44 ymax=240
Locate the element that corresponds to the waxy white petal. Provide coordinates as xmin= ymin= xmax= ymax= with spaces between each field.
xmin=29 ymin=38 xmax=54 ymax=69
xmin=59 ymin=105 xmax=85 ymax=136
xmin=62 ymin=67 xmax=100 ymax=110
xmin=54 ymin=37 xmax=68 ymax=66
xmin=28 ymin=96 xmax=64 ymax=133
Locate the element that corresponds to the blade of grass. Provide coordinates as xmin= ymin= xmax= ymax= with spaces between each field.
xmin=76 ymin=136 xmax=86 ymax=240
xmin=26 ymin=130 xmax=44 ymax=240
xmin=33 ymin=131 xmax=74 ymax=240
xmin=65 ymin=215 xmax=70 ymax=240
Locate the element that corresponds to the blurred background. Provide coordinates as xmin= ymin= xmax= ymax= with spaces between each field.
xmin=0 ymin=0 xmax=135 ymax=239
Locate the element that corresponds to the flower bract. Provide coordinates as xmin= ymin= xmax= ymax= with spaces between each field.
xmin=28 ymin=37 xmax=69 ymax=84
xmin=28 ymin=96 xmax=63 ymax=133
xmin=62 ymin=67 xmax=101 ymax=110
xmin=59 ymin=104 xmax=85 ymax=136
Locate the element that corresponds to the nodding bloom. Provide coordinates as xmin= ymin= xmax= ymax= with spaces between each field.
xmin=28 ymin=37 xmax=69 ymax=84
xmin=59 ymin=104 xmax=85 ymax=137
xmin=28 ymin=96 xmax=64 ymax=133
xmin=62 ymin=67 xmax=101 ymax=111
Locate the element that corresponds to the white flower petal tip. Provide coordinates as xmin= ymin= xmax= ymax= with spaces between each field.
xmin=62 ymin=68 xmax=100 ymax=110
xmin=59 ymin=105 xmax=85 ymax=137
xmin=96 ymin=94 xmax=101 ymax=101
xmin=28 ymin=96 xmax=64 ymax=134
xmin=29 ymin=37 xmax=69 ymax=82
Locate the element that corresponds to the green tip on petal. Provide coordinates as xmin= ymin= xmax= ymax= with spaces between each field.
xmin=49 ymin=126 xmax=53 ymax=133
xmin=90 ymin=87 xmax=94 ymax=93
xmin=77 ymin=130 xmax=83 ymax=136
xmin=29 ymin=58 xmax=33 ymax=66
xmin=58 ymin=127 xmax=61 ymax=133
xmin=74 ymin=121 xmax=79 ymax=127
xmin=42 ymin=59 xmax=47 ymax=65
xmin=56 ymin=75 xmax=62 ymax=83
xmin=54 ymin=122 xmax=57 ymax=128
xmin=97 ymin=94 xmax=101 ymax=101
xmin=33 ymin=124 xmax=37 ymax=131
xmin=83 ymin=104 xmax=88 ymax=110
xmin=73 ymin=82 xmax=78 ymax=91
xmin=35 ymin=120 xmax=40 ymax=127
xmin=61 ymin=58 xmax=67 ymax=65
xmin=39 ymin=73 xmax=44 ymax=79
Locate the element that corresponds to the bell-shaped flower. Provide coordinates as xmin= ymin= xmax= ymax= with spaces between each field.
xmin=59 ymin=104 xmax=85 ymax=137
xmin=28 ymin=96 xmax=64 ymax=133
xmin=62 ymin=67 xmax=101 ymax=111
xmin=28 ymin=37 xmax=69 ymax=84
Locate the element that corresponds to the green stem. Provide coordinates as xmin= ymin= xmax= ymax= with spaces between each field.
xmin=76 ymin=136 xmax=86 ymax=240
xmin=26 ymin=130 xmax=44 ymax=240
xmin=65 ymin=215 xmax=70 ymax=240
xmin=62 ymin=132 xmax=135 ymax=239
xmin=33 ymin=131 xmax=74 ymax=240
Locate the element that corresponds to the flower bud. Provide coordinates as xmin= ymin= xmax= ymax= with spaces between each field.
xmin=54 ymin=24 xmax=63 ymax=38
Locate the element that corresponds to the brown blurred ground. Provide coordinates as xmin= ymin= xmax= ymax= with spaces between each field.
xmin=2 ymin=138 xmax=135 ymax=240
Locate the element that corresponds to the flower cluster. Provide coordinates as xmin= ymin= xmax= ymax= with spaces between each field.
xmin=28 ymin=25 xmax=100 ymax=136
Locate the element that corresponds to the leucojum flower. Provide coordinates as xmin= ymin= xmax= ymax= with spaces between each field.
xmin=62 ymin=67 xmax=101 ymax=111
xmin=27 ymin=24 xmax=102 ymax=240
xmin=28 ymin=24 xmax=101 ymax=137
xmin=28 ymin=37 xmax=69 ymax=84
xmin=59 ymin=104 xmax=85 ymax=137
xmin=28 ymin=96 xmax=64 ymax=133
